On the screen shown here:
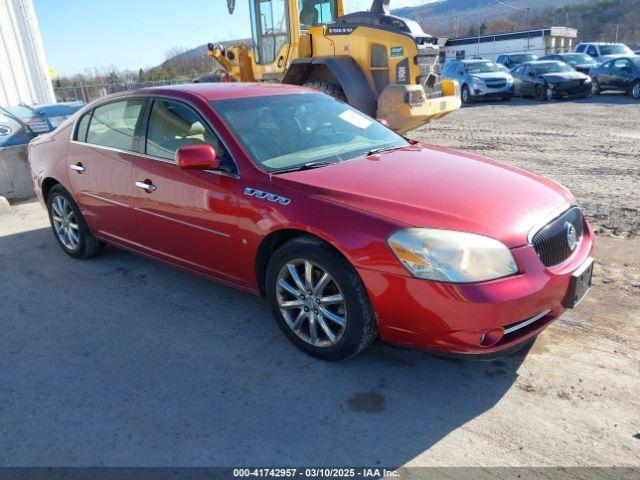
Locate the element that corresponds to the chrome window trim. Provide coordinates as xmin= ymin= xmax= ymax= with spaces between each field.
xmin=70 ymin=94 xmax=241 ymax=178
xmin=69 ymin=140 xmax=240 ymax=179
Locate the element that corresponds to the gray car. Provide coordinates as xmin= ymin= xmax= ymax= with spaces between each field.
xmin=442 ymin=59 xmax=514 ymax=104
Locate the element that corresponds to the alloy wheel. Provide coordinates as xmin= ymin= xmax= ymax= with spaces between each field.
xmin=632 ymin=83 xmax=640 ymax=99
xmin=51 ymin=195 xmax=80 ymax=250
xmin=276 ymin=259 xmax=347 ymax=348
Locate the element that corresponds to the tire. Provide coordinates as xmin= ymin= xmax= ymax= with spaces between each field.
xmin=631 ymin=81 xmax=640 ymax=100
xmin=591 ymin=79 xmax=601 ymax=95
xmin=461 ymin=85 xmax=472 ymax=104
xmin=302 ymin=80 xmax=347 ymax=102
xmin=502 ymin=96 xmax=512 ymax=102
xmin=265 ymin=236 xmax=377 ymax=361
xmin=47 ymin=184 xmax=104 ymax=259
xmin=535 ymin=84 xmax=552 ymax=101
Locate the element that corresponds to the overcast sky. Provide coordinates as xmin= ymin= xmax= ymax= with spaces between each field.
xmin=35 ymin=0 xmax=434 ymax=76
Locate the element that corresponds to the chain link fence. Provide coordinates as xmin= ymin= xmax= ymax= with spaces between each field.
xmin=53 ymin=79 xmax=187 ymax=103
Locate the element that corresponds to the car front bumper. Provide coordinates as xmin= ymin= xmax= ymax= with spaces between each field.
xmin=472 ymin=82 xmax=514 ymax=98
xmin=550 ymin=82 xmax=592 ymax=98
xmin=357 ymin=219 xmax=595 ymax=357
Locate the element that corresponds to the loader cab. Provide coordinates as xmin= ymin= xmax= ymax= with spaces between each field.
xmin=299 ymin=0 xmax=339 ymax=30
xmin=249 ymin=0 xmax=343 ymax=68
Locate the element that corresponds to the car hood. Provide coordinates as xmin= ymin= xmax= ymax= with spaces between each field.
xmin=539 ymin=71 xmax=587 ymax=82
xmin=271 ymin=144 xmax=574 ymax=248
xmin=471 ymin=71 xmax=512 ymax=81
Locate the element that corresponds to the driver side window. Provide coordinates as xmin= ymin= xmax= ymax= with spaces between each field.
xmin=586 ymin=46 xmax=598 ymax=57
xmin=145 ymin=99 xmax=234 ymax=172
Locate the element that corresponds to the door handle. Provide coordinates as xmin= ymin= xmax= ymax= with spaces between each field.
xmin=135 ymin=180 xmax=157 ymax=192
xmin=70 ymin=163 xmax=85 ymax=173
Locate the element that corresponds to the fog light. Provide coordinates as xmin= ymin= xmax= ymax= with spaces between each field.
xmin=480 ymin=328 xmax=504 ymax=347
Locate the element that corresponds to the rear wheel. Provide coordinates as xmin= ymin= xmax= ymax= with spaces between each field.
xmin=47 ymin=184 xmax=104 ymax=259
xmin=302 ymin=80 xmax=347 ymax=102
xmin=631 ymin=81 xmax=640 ymax=100
xmin=265 ymin=237 xmax=377 ymax=361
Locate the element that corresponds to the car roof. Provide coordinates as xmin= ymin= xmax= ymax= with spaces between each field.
xmin=145 ymin=82 xmax=313 ymax=101
xmin=579 ymin=42 xmax=626 ymax=45
xmin=100 ymin=82 xmax=314 ymax=103
xmin=526 ymin=60 xmax=562 ymax=65
xmin=461 ymin=59 xmax=491 ymax=63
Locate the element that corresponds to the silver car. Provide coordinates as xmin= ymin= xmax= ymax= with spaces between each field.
xmin=442 ymin=59 xmax=514 ymax=104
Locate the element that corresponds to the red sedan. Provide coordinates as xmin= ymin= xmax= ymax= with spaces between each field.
xmin=28 ymin=84 xmax=594 ymax=361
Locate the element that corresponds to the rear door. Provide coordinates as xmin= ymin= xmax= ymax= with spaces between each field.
xmin=67 ymin=98 xmax=146 ymax=245
xmin=130 ymin=97 xmax=243 ymax=282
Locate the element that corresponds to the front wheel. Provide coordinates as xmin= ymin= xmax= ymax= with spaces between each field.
xmin=461 ymin=85 xmax=472 ymax=104
xmin=47 ymin=184 xmax=104 ymax=259
xmin=535 ymin=84 xmax=552 ymax=101
xmin=631 ymin=81 xmax=640 ymax=100
xmin=265 ymin=237 xmax=377 ymax=361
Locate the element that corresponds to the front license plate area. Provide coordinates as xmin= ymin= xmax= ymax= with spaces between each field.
xmin=564 ymin=257 xmax=594 ymax=308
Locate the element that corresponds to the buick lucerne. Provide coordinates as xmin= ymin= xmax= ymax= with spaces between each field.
xmin=29 ymin=84 xmax=594 ymax=361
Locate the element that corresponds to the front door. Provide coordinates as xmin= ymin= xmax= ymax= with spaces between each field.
xmin=67 ymin=98 xmax=145 ymax=245
xmin=611 ymin=59 xmax=633 ymax=90
xmin=130 ymin=98 xmax=243 ymax=283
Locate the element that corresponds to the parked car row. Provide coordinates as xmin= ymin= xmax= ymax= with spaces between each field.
xmin=443 ymin=42 xmax=640 ymax=104
xmin=0 ymin=101 xmax=84 ymax=148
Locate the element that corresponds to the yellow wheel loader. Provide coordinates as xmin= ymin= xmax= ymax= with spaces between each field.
xmin=209 ymin=0 xmax=460 ymax=133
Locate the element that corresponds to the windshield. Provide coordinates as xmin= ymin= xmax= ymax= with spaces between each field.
xmin=465 ymin=62 xmax=501 ymax=73
xmin=211 ymin=94 xmax=407 ymax=173
xmin=511 ymin=54 xmax=537 ymax=64
xmin=561 ymin=53 xmax=597 ymax=66
xmin=600 ymin=44 xmax=632 ymax=55
xmin=534 ymin=62 xmax=574 ymax=74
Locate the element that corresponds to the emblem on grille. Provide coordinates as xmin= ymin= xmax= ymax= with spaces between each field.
xmin=565 ymin=222 xmax=578 ymax=251
xmin=244 ymin=188 xmax=291 ymax=206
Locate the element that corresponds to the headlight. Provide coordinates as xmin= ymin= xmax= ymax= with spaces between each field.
xmin=471 ymin=76 xmax=484 ymax=86
xmin=388 ymin=228 xmax=518 ymax=283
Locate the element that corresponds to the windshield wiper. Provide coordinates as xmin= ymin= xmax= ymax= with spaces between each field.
xmin=367 ymin=145 xmax=406 ymax=156
xmin=273 ymin=161 xmax=334 ymax=174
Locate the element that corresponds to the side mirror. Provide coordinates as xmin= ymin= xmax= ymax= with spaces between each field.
xmin=176 ymin=144 xmax=221 ymax=170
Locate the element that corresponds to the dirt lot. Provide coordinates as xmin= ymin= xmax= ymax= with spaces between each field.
xmin=1 ymin=96 xmax=639 ymax=467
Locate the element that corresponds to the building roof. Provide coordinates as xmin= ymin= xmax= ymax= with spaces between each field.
xmin=445 ymin=27 xmax=578 ymax=47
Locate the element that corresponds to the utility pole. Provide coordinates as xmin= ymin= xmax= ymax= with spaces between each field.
xmin=615 ymin=23 xmax=619 ymax=42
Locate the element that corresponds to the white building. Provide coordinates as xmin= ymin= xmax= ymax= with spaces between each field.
xmin=0 ymin=0 xmax=55 ymax=107
xmin=442 ymin=27 xmax=578 ymax=63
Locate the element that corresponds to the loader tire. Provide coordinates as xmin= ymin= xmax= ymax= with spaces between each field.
xmin=303 ymin=80 xmax=347 ymax=103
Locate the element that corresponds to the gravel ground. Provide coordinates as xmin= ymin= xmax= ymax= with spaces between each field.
xmin=1 ymin=95 xmax=639 ymax=467
xmin=415 ymin=94 xmax=640 ymax=237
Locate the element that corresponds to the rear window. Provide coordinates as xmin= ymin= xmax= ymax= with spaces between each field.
xmin=86 ymin=99 xmax=144 ymax=151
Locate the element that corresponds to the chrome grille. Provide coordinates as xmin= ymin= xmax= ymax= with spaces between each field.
xmin=531 ymin=207 xmax=584 ymax=267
